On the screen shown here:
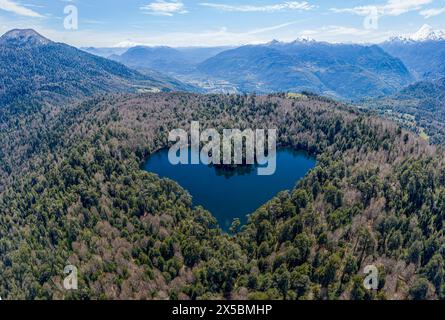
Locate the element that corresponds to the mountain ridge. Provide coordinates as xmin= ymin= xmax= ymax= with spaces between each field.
xmin=0 ymin=29 xmax=195 ymax=109
xmin=380 ymin=28 xmax=445 ymax=81
xmin=363 ymin=77 xmax=445 ymax=144
xmin=0 ymin=28 xmax=51 ymax=46
xmin=196 ymin=41 xmax=413 ymax=100
xmin=387 ymin=24 xmax=445 ymax=43
xmin=105 ymin=39 xmax=414 ymax=100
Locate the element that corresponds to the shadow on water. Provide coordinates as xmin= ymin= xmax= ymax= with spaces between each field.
xmin=143 ymin=147 xmax=316 ymax=231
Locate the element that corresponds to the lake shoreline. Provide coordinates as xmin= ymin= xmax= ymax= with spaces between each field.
xmin=143 ymin=147 xmax=317 ymax=231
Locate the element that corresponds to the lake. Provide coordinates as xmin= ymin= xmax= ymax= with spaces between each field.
xmin=143 ymin=147 xmax=316 ymax=231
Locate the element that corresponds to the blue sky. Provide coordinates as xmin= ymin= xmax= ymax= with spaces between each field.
xmin=1 ymin=0 xmax=445 ymax=47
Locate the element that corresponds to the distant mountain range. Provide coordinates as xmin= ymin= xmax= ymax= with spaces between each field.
xmin=197 ymin=40 xmax=413 ymax=100
xmin=80 ymin=47 xmax=129 ymax=58
xmin=80 ymin=24 xmax=445 ymax=102
xmin=363 ymin=76 xmax=445 ymax=144
xmin=5 ymin=26 xmax=445 ymax=106
xmin=0 ymin=29 xmax=194 ymax=109
xmin=95 ymin=38 xmax=415 ymax=100
xmin=380 ymin=25 xmax=445 ymax=80
xmin=359 ymin=25 xmax=445 ymax=143
xmin=389 ymin=24 xmax=445 ymax=42
xmin=109 ymin=46 xmax=232 ymax=74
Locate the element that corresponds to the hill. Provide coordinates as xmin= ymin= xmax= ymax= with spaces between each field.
xmin=114 ymin=46 xmax=194 ymax=74
xmin=0 ymin=29 xmax=192 ymax=109
xmin=113 ymin=45 xmax=231 ymax=76
xmin=108 ymin=41 xmax=413 ymax=100
xmin=0 ymin=92 xmax=443 ymax=300
xmin=363 ymin=77 xmax=445 ymax=144
xmin=196 ymin=41 xmax=413 ymax=100
xmin=380 ymin=26 xmax=445 ymax=81
xmin=80 ymin=47 xmax=129 ymax=58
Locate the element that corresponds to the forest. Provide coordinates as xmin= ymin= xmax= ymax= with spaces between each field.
xmin=0 ymin=92 xmax=444 ymax=300
xmin=363 ymin=77 xmax=445 ymax=145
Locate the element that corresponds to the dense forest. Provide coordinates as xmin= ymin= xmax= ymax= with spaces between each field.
xmin=363 ymin=77 xmax=445 ymax=145
xmin=0 ymin=92 xmax=444 ymax=300
xmin=0 ymin=29 xmax=195 ymax=111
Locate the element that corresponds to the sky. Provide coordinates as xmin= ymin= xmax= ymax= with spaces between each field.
xmin=1 ymin=0 xmax=445 ymax=47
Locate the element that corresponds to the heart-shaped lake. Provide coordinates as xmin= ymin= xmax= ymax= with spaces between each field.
xmin=143 ymin=147 xmax=316 ymax=231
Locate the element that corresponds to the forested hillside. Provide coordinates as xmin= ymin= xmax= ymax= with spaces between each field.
xmin=380 ymin=38 xmax=445 ymax=80
xmin=0 ymin=29 xmax=193 ymax=112
xmin=108 ymin=40 xmax=413 ymax=100
xmin=195 ymin=41 xmax=413 ymax=100
xmin=363 ymin=77 xmax=445 ymax=144
xmin=0 ymin=29 xmax=197 ymax=191
xmin=0 ymin=92 xmax=443 ymax=300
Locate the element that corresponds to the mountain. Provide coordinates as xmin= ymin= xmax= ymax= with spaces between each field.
xmin=380 ymin=25 xmax=445 ymax=80
xmin=410 ymin=24 xmax=445 ymax=41
xmin=363 ymin=77 xmax=445 ymax=144
xmin=371 ymin=77 xmax=445 ymax=115
xmin=113 ymin=45 xmax=231 ymax=74
xmin=0 ymin=28 xmax=51 ymax=46
xmin=198 ymin=44 xmax=326 ymax=94
xmin=108 ymin=40 xmax=413 ymax=99
xmin=80 ymin=47 xmax=129 ymax=58
xmin=174 ymin=46 xmax=234 ymax=64
xmin=115 ymin=46 xmax=193 ymax=74
xmin=395 ymin=77 xmax=445 ymax=105
xmin=388 ymin=24 xmax=445 ymax=42
xmin=0 ymin=29 xmax=193 ymax=108
xmin=197 ymin=40 xmax=413 ymax=100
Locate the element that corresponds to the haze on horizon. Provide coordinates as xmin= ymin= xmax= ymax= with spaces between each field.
xmin=1 ymin=0 xmax=445 ymax=47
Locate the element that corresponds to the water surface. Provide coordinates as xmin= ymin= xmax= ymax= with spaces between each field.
xmin=143 ymin=148 xmax=316 ymax=230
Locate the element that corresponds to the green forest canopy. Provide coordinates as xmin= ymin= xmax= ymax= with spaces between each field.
xmin=0 ymin=92 xmax=444 ymax=300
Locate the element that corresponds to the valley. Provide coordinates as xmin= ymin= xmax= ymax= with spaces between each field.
xmin=0 ymin=29 xmax=195 ymax=111
xmin=1 ymin=23 xmax=445 ymax=301
xmin=104 ymin=40 xmax=413 ymax=100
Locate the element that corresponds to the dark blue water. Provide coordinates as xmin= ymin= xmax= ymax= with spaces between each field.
xmin=143 ymin=148 xmax=316 ymax=230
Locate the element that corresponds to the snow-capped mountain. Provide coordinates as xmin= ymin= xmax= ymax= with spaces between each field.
xmin=411 ymin=24 xmax=445 ymax=41
xmin=381 ymin=25 xmax=445 ymax=80
xmin=388 ymin=24 xmax=445 ymax=43
xmin=265 ymin=37 xmax=316 ymax=46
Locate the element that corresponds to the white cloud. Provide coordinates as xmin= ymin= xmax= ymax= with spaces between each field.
xmin=420 ymin=7 xmax=445 ymax=18
xmin=296 ymin=26 xmax=396 ymax=43
xmin=105 ymin=22 xmax=393 ymax=48
xmin=140 ymin=0 xmax=187 ymax=16
xmin=323 ymin=25 xmax=372 ymax=36
xmin=331 ymin=0 xmax=433 ymax=17
xmin=113 ymin=40 xmax=145 ymax=48
xmin=245 ymin=21 xmax=302 ymax=34
xmin=0 ymin=18 xmax=396 ymax=48
xmin=109 ymin=21 xmax=307 ymax=47
xmin=199 ymin=1 xmax=315 ymax=13
xmin=0 ymin=0 xmax=43 ymax=17
xmin=297 ymin=25 xmax=372 ymax=39
xmin=384 ymin=0 xmax=433 ymax=15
